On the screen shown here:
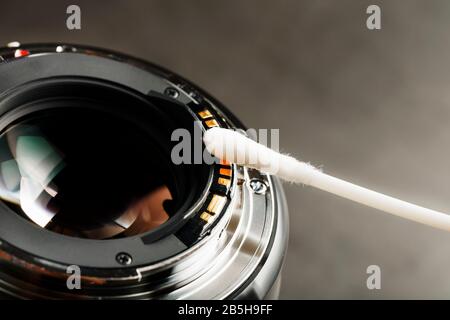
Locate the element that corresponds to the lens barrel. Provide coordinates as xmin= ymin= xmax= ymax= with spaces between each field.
xmin=0 ymin=44 xmax=288 ymax=299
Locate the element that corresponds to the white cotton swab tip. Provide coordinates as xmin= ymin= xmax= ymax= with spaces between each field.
xmin=204 ymin=127 xmax=319 ymax=184
xmin=204 ymin=127 xmax=450 ymax=232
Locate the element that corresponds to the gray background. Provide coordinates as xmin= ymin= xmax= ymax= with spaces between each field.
xmin=2 ymin=0 xmax=450 ymax=299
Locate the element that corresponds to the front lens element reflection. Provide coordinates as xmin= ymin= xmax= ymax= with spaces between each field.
xmin=0 ymin=109 xmax=173 ymax=239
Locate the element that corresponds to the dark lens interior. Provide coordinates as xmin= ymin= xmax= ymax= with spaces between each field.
xmin=0 ymin=78 xmax=212 ymax=241
xmin=0 ymin=107 xmax=180 ymax=239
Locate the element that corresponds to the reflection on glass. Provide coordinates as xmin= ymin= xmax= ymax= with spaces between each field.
xmin=0 ymin=109 xmax=173 ymax=239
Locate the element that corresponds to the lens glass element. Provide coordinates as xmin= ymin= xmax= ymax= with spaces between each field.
xmin=0 ymin=108 xmax=177 ymax=239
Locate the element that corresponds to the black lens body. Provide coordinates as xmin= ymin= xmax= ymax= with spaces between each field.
xmin=0 ymin=44 xmax=288 ymax=299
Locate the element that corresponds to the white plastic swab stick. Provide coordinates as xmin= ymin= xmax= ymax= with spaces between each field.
xmin=204 ymin=127 xmax=450 ymax=232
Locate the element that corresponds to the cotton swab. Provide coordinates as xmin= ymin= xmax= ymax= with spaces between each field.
xmin=203 ymin=127 xmax=450 ymax=232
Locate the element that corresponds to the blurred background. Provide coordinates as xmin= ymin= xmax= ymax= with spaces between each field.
xmin=2 ymin=0 xmax=450 ymax=299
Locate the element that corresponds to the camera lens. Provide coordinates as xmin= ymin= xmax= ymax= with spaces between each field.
xmin=0 ymin=44 xmax=288 ymax=300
